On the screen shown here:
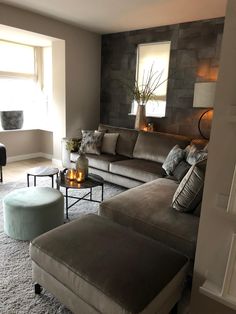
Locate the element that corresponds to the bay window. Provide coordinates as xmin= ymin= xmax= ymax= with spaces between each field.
xmin=0 ymin=40 xmax=50 ymax=130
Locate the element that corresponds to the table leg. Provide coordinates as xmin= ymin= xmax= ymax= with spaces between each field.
xmin=27 ymin=174 xmax=30 ymax=187
xmin=34 ymin=176 xmax=36 ymax=187
xmin=66 ymin=188 xmax=69 ymax=219
xmin=90 ymin=187 xmax=92 ymax=201
xmin=51 ymin=175 xmax=54 ymax=188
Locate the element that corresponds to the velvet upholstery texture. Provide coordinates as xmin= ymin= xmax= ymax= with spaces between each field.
xmin=173 ymin=160 xmax=192 ymax=182
xmin=30 ymin=214 xmax=188 ymax=314
xmin=89 ymin=167 xmax=143 ymax=189
xmin=100 ymin=179 xmax=199 ymax=259
xmin=101 ymin=133 xmax=119 ymax=155
xmin=133 ymin=131 xmax=190 ymax=164
xmin=98 ymin=124 xmax=138 ymax=158
xmin=3 ymin=187 xmax=64 ymax=241
xmin=71 ymin=153 xmax=127 ymax=172
xmin=110 ymin=159 xmax=165 ymax=182
xmin=172 ymin=159 xmax=207 ymax=213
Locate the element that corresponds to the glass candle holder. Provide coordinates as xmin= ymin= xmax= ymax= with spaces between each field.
xmin=66 ymin=168 xmax=76 ymax=181
xmin=76 ymin=169 xmax=85 ymax=182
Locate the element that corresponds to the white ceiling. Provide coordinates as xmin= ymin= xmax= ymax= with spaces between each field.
xmin=2 ymin=0 xmax=227 ymax=34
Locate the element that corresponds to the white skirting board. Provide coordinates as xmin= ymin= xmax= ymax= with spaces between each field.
xmin=7 ymin=152 xmax=53 ymax=163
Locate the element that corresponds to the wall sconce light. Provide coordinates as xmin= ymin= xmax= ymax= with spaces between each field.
xmin=193 ymin=82 xmax=216 ymax=139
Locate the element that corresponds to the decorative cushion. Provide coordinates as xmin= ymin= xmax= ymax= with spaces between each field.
xmin=172 ymin=160 xmax=191 ymax=182
xmin=98 ymin=124 xmax=138 ymax=158
xmin=162 ymin=145 xmax=185 ymax=175
xmin=101 ymin=133 xmax=119 ymax=155
xmin=172 ymin=159 xmax=207 ymax=213
xmin=185 ymin=144 xmax=208 ymax=165
xmin=80 ymin=130 xmax=104 ymax=155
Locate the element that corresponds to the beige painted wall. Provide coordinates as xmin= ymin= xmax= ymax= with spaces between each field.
xmin=190 ymin=1 xmax=236 ymax=313
xmin=51 ymin=40 xmax=66 ymax=161
xmin=38 ymin=130 xmax=53 ymax=155
xmin=0 ymin=3 xmax=101 ymax=159
xmin=0 ymin=130 xmax=52 ymax=158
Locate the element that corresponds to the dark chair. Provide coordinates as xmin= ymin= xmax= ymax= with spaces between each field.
xmin=0 ymin=143 xmax=6 ymax=182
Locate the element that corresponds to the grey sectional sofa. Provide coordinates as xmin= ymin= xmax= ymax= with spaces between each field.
xmin=70 ymin=124 xmax=206 ymax=261
xmin=100 ymin=179 xmax=199 ymax=261
xmin=28 ymin=124 xmax=205 ymax=313
xmin=71 ymin=124 xmax=191 ymax=188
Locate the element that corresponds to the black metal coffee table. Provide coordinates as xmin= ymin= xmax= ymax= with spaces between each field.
xmin=56 ymin=173 xmax=104 ymax=219
xmin=27 ymin=167 xmax=59 ymax=188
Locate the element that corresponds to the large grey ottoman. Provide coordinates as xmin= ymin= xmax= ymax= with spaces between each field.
xmin=30 ymin=214 xmax=188 ymax=314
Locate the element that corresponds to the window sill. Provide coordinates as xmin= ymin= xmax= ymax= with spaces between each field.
xmin=0 ymin=128 xmax=53 ymax=133
xmin=128 ymin=113 xmax=166 ymax=118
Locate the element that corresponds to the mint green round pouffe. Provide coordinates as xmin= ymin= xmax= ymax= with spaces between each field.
xmin=3 ymin=187 xmax=64 ymax=241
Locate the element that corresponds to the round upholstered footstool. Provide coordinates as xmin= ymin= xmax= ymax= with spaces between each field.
xmin=3 ymin=187 xmax=64 ymax=241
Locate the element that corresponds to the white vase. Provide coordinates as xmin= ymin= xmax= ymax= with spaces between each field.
xmin=61 ymin=138 xmax=71 ymax=168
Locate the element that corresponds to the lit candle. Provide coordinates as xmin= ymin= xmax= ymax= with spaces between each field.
xmin=76 ymin=169 xmax=85 ymax=182
xmin=67 ymin=169 xmax=76 ymax=181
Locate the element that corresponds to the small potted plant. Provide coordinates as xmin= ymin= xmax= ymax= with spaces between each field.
xmin=66 ymin=138 xmax=81 ymax=153
xmin=61 ymin=138 xmax=81 ymax=168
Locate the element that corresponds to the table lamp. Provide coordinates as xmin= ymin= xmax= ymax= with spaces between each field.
xmin=193 ymin=82 xmax=216 ymax=139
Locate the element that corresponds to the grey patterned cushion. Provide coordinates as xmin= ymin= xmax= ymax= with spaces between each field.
xmin=80 ymin=130 xmax=104 ymax=155
xmin=162 ymin=145 xmax=185 ymax=175
xmin=185 ymin=145 xmax=208 ymax=165
xmin=172 ymin=158 xmax=207 ymax=213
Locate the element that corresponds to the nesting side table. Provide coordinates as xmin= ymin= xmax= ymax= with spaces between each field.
xmin=27 ymin=167 xmax=59 ymax=188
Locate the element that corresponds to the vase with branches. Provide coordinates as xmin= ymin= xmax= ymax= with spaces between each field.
xmin=124 ymin=64 xmax=167 ymax=130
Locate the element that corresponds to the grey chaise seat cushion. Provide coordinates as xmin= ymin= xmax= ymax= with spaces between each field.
xmin=100 ymin=178 xmax=199 ymax=260
xmin=110 ymin=159 xmax=165 ymax=182
xmin=30 ymin=214 xmax=188 ymax=314
xmin=71 ymin=153 xmax=127 ymax=171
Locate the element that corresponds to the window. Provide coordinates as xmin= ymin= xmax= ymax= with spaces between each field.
xmin=0 ymin=40 xmax=35 ymax=75
xmin=131 ymin=42 xmax=171 ymax=118
xmin=0 ymin=40 xmax=49 ymax=130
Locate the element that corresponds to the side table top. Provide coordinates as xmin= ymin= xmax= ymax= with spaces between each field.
xmin=27 ymin=167 xmax=59 ymax=176
xmin=57 ymin=173 xmax=104 ymax=190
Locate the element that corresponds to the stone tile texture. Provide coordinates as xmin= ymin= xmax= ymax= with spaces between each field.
xmin=100 ymin=18 xmax=224 ymax=138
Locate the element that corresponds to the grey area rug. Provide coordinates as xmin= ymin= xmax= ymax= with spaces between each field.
xmin=0 ymin=177 xmax=125 ymax=314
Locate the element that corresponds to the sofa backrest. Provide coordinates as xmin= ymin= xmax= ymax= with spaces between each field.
xmin=98 ymin=124 xmax=138 ymax=158
xmin=133 ymin=131 xmax=190 ymax=163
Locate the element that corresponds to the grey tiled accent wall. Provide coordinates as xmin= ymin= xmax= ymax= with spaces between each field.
xmin=100 ymin=18 xmax=224 ymax=138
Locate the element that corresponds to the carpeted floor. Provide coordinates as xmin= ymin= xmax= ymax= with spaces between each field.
xmin=0 ymin=177 xmax=125 ymax=314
